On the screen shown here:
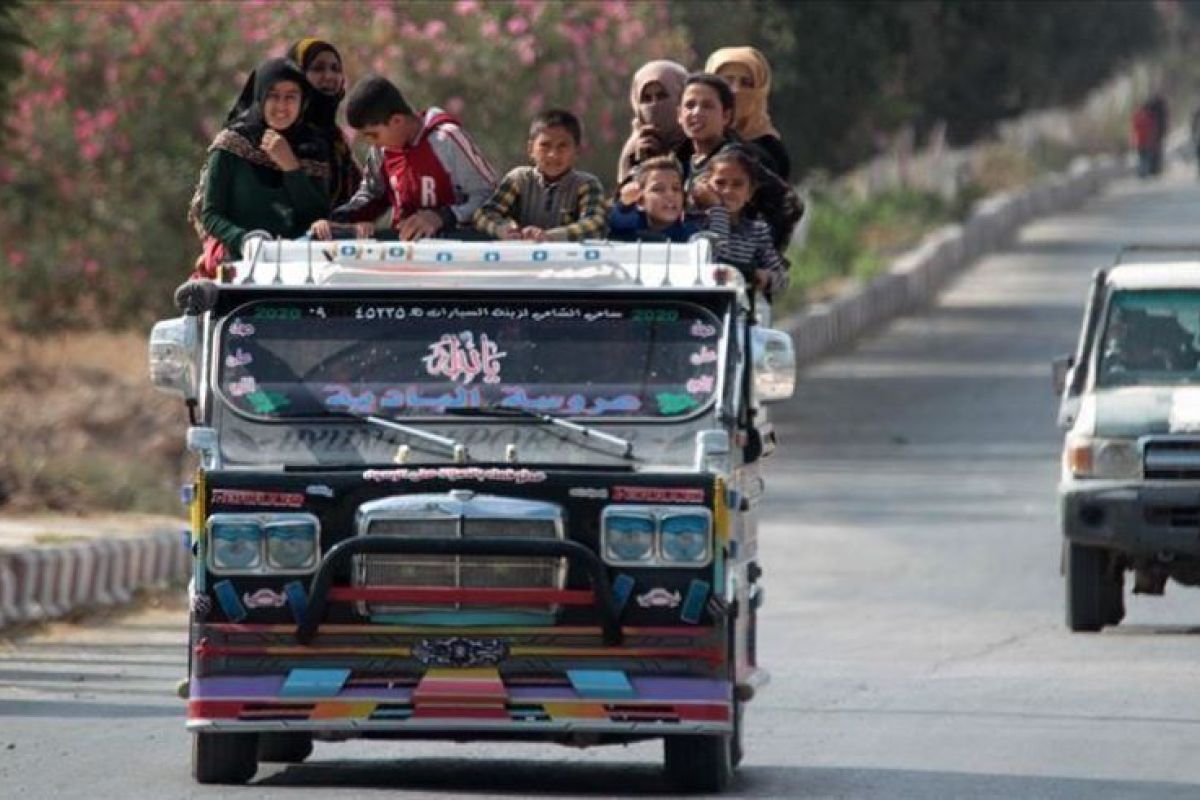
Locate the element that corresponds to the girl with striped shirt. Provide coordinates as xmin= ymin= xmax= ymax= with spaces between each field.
xmin=693 ymin=147 xmax=789 ymax=302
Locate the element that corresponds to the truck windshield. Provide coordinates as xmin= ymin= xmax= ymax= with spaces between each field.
xmin=216 ymin=299 xmax=723 ymax=420
xmin=1097 ymin=290 xmax=1200 ymax=386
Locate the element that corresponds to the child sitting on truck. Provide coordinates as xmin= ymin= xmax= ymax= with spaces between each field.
xmin=692 ymin=146 xmax=789 ymax=301
xmin=473 ymin=109 xmax=607 ymax=242
xmin=607 ymin=155 xmax=702 ymax=243
xmin=310 ymin=75 xmax=497 ymax=241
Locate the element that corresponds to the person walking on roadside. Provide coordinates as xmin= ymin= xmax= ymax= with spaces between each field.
xmin=1190 ymin=104 xmax=1200 ymax=179
xmin=1132 ymin=102 xmax=1158 ymax=179
xmin=1147 ymin=94 xmax=1169 ymax=176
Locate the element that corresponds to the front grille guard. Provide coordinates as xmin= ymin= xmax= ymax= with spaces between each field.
xmin=297 ymin=536 xmax=622 ymax=645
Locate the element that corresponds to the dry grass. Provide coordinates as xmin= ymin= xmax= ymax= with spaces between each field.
xmin=0 ymin=327 xmax=189 ymax=514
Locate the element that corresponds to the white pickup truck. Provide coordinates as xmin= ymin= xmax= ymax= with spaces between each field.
xmin=1056 ymin=253 xmax=1200 ymax=631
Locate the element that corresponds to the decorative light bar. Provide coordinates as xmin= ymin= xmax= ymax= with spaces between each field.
xmin=230 ymin=237 xmax=743 ymax=291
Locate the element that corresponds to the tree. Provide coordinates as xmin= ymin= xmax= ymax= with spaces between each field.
xmin=674 ymin=0 xmax=1160 ymax=174
xmin=0 ymin=0 xmax=28 ymax=136
xmin=0 ymin=1 xmax=689 ymax=331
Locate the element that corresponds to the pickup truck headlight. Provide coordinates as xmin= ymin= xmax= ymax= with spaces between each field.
xmin=208 ymin=513 xmax=320 ymax=573
xmin=602 ymin=505 xmax=713 ymax=567
xmin=209 ymin=517 xmax=263 ymax=570
xmin=659 ymin=512 xmax=711 ymax=564
xmin=1066 ymin=436 xmax=1141 ymax=479
xmin=602 ymin=510 xmax=656 ymax=564
xmin=265 ymin=517 xmax=320 ymax=570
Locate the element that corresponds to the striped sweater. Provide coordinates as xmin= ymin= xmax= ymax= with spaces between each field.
xmin=704 ymin=205 xmax=789 ymax=298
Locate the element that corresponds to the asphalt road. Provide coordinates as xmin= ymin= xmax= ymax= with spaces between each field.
xmin=5 ymin=169 xmax=1200 ymax=799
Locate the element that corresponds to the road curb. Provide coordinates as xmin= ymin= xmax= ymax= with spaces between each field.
xmin=0 ymin=527 xmax=189 ymax=630
xmin=779 ymin=154 xmax=1129 ymax=363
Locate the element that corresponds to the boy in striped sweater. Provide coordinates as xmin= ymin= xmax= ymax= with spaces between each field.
xmin=310 ymin=75 xmax=497 ymax=241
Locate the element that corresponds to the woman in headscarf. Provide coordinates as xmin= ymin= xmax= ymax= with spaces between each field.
xmin=286 ymin=38 xmax=361 ymax=207
xmin=704 ymin=46 xmax=790 ymax=180
xmin=197 ymin=57 xmax=331 ymax=271
xmin=615 ymin=59 xmax=689 ymax=186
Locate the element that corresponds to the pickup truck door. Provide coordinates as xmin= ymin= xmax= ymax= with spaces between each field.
xmin=1057 ymin=268 xmax=1107 ymax=429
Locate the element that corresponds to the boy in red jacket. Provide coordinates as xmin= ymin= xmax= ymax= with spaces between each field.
xmin=311 ymin=75 xmax=497 ymax=240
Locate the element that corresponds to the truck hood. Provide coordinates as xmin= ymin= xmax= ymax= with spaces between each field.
xmin=1090 ymin=386 xmax=1200 ymax=437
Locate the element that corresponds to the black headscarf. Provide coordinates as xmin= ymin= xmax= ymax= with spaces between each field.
xmin=284 ymin=39 xmax=361 ymax=206
xmin=218 ymin=57 xmax=329 ymax=170
xmin=286 ymin=38 xmax=344 ymax=130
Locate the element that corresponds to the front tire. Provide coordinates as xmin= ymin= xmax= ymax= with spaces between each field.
xmin=192 ymin=731 xmax=258 ymax=785
xmin=257 ymin=732 xmax=313 ymax=763
xmin=730 ymin=695 xmax=745 ymax=768
xmin=664 ymin=732 xmax=733 ymax=793
xmin=1066 ymin=543 xmax=1122 ymax=632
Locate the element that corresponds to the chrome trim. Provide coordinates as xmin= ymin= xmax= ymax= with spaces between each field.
xmin=353 ymin=493 xmax=566 ymax=614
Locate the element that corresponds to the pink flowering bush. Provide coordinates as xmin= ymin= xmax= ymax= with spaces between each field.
xmin=0 ymin=1 xmax=691 ymax=331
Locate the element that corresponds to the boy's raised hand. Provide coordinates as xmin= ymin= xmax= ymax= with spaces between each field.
xmin=690 ymin=177 xmax=718 ymax=209
xmin=397 ymin=209 xmax=443 ymax=241
xmin=619 ymin=181 xmax=641 ymax=207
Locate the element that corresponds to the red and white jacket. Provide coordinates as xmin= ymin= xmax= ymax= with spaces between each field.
xmin=331 ymin=108 xmax=497 ymax=229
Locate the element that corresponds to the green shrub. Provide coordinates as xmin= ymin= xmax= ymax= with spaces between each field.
xmin=0 ymin=1 xmax=690 ymax=333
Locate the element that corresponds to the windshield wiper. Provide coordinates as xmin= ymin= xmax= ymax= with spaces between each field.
xmin=446 ymin=405 xmax=635 ymax=460
xmin=332 ymin=411 xmax=469 ymax=462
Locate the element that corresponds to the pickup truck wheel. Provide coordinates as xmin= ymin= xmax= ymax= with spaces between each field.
xmin=1105 ymin=569 xmax=1126 ymax=626
xmin=192 ymin=731 xmax=258 ymax=785
xmin=257 ymin=732 xmax=313 ymax=763
xmin=664 ymin=732 xmax=733 ymax=793
xmin=1067 ymin=543 xmax=1119 ymax=632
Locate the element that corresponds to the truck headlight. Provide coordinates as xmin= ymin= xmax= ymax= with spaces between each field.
xmin=1067 ymin=436 xmax=1141 ymax=479
xmin=209 ymin=517 xmax=263 ymax=570
xmin=208 ymin=513 xmax=320 ymax=573
xmin=660 ymin=512 xmax=711 ymax=564
xmin=265 ymin=517 xmax=320 ymax=570
xmin=602 ymin=510 xmax=656 ymax=564
xmin=601 ymin=505 xmax=713 ymax=567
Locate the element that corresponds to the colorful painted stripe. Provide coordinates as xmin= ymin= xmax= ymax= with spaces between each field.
xmin=202 ymin=623 xmax=720 ymax=637
xmin=188 ymin=699 xmax=730 ymax=724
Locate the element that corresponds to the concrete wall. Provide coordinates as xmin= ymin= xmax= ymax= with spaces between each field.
xmin=781 ymin=155 xmax=1128 ymax=364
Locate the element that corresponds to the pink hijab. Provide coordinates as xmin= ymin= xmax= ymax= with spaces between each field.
xmin=617 ymin=60 xmax=689 ymax=184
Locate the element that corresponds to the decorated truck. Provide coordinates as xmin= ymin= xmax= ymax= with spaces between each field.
xmin=149 ymin=237 xmax=796 ymax=792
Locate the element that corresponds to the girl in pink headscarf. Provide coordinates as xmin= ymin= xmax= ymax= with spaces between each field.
xmin=704 ymin=46 xmax=790 ymax=180
xmin=616 ymin=59 xmax=689 ymax=186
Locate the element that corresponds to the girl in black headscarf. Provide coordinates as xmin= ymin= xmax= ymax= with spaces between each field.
xmin=196 ymin=57 xmax=331 ymax=271
xmin=286 ymin=38 xmax=361 ymax=207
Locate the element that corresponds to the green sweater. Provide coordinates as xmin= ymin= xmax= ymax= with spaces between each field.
xmin=201 ymin=148 xmax=329 ymax=258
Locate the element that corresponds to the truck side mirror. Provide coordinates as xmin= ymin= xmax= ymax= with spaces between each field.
xmin=751 ymin=327 xmax=796 ymax=403
xmin=148 ymin=315 xmax=201 ymax=400
xmin=1051 ymin=354 xmax=1073 ymax=396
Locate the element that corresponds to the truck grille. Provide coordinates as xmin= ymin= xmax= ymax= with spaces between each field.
xmin=1143 ymin=438 xmax=1200 ymax=480
xmin=353 ymin=494 xmax=564 ymax=616
xmin=1144 ymin=506 xmax=1200 ymax=527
